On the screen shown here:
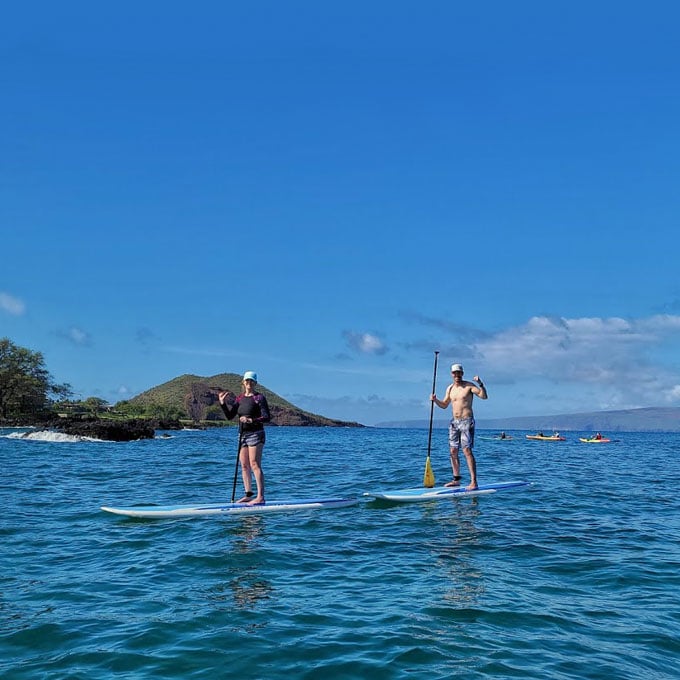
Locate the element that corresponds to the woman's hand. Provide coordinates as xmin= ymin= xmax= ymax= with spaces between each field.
xmin=217 ymin=390 xmax=232 ymax=404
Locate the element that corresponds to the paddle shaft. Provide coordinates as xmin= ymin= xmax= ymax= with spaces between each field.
xmin=427 ymin=351 xmax=439 ymax=457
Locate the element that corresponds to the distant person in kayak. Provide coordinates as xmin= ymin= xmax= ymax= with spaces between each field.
xmin=218 ymin=371 xmax=271 ymax=504
xmin=430 ymin=363 xmax=488 ymax=490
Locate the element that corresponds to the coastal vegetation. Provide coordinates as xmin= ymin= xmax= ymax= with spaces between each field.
xmin=0 ymin=338 xmax=361 ymax=431
xmin=0 ymin=338 xmax=72 ymax=421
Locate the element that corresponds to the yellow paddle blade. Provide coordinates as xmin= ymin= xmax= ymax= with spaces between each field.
xmin=423 ymin=455 xmax=435 ymax=488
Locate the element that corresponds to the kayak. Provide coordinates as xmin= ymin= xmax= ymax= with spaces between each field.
xmin=579 ymin=437 xmax=611 ymax=443
xmin=525 ymin=434 xmax=566 ymax=441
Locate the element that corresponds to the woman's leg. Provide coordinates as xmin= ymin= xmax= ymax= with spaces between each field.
xmin=247 ymin=443 xmax=265 ymax=503
xmin=236 ymin=445 xmax=253 ymax=503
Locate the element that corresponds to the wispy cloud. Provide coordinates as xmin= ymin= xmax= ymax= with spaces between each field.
xmin=162 ymin=345 xmax=251 ymax=358
xmin=342 ymin=331 xmax=388 ymax=355
xmin=57 ymin=326 xmax=92 ymax=347
xmin=160 ymin=342 xmax=425 ymax=384
xmin=0 ymin=292 xmax=25 ymax=316
xmin=400 ymin=311 xmax=491 ymax=342
xmin=287 ymin=391 xmax=422 ymax=425
xmin=136 ymin=327 xmax=159 ymax=348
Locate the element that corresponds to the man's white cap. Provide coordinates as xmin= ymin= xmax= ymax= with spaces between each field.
xmin=243 ymin=371 xmax=258 ymax=382
xmin=451 ymin=364 xmax=464 ymax=373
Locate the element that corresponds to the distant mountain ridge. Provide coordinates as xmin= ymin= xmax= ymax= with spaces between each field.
xmin=122 ymin=373 xmax=363 ymax=427
xmin=376 ymin=407 xmax=680 ymax=432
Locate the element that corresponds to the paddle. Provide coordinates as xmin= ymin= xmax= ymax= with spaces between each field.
xmin=424 ymin=350 xmax=439 ymax=488
xmin=230 ymin=421 xmax=243 ymax=503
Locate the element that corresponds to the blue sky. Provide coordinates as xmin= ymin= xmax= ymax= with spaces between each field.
xmin=2 ymin=2 xmax=678 ymax=426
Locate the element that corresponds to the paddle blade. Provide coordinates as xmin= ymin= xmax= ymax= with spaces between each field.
xmin=423 ymin=455 xmax=435 ymax=488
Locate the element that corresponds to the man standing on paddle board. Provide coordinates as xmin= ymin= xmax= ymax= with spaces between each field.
xmin=430 ymin=363 xmax=487 ymax=490
xmin=218 ymin=371 xmax=271 ymax=504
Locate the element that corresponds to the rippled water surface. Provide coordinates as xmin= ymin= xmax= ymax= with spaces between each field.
xmin=2 ymin=426 xmax=679 ymax=679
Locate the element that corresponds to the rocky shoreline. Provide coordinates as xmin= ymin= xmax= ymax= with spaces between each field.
xmin=1 ymin=416 xmax=183 ymax=442
xmin=2 ymin=408 xmax=364 ymax=442
xmin=54 ymin=418 xmax=158 ymax=442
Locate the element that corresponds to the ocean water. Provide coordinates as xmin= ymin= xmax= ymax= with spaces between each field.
xmin=1 ymin=426 xmax=679 ymax=679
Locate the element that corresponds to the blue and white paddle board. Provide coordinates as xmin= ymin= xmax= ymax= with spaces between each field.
xmin=101 ymin=497 xmax=359 ymax=518
xmin=363 ymin=480 xmax=529 ymax=503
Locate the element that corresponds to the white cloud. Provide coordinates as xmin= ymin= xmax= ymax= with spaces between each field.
xmin=0 ymin=292 xmax=25 ymax=316
xmin=637 ymin=314 xmax=680 ymax=332
xmin=477 ymin=315 xmax=680 ymax=372
xmin=343 ymin=331 xmax=388 ymax=355
xmin=468 ymin=314 xmax=680 ymax=408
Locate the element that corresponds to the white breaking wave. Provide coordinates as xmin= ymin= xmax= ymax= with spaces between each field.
xmin=5 ymin=430 xmax=104 ymax=443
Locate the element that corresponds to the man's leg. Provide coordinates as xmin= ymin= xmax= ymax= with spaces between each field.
xmin=445 ymin=447 xmax=462 ymax=487
xmin=463 ymin=447 xmax=477 ymax=490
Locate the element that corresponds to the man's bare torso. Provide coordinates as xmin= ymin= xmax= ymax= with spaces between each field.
xmin=445 ymin=382 xmax=476 ymax=419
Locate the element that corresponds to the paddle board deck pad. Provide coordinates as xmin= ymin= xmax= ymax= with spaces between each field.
xmin=101 ymin=497 xmax=359 ymax=518
xmin=363 ymin=480 xmax=530 ymax=503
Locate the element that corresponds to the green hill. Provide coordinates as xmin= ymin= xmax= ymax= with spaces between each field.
xmin=118 ymin=373 xmax=363 ymax=427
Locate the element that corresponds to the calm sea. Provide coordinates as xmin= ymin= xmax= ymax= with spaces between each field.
xmin=2 ymin=426 xmax=679 ymax=679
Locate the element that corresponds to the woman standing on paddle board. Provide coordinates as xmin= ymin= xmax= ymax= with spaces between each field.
xmin=218 ymin=371 xmax=271 ymax=504
xmin=430 ymin=363 xmax=487 ymax=491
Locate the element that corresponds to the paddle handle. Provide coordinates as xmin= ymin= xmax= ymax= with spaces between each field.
xmin=427 ymin=351 xmax=439 ymax=456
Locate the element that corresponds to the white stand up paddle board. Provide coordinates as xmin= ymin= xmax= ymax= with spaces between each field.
xmin=363 ymin=480 xmax=530 ymax=503
xmin=101 ymin=497 xmax=359 ymax=518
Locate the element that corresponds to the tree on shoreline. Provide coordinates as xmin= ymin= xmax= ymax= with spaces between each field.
xmin=0 ymin=338 xmax=72 ymax=420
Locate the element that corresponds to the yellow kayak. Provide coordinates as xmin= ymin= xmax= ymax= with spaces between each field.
xmin=526 ymin=434 xmax=566 ymax=441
